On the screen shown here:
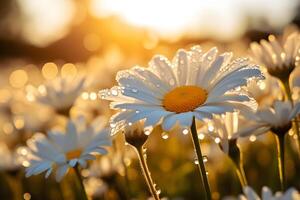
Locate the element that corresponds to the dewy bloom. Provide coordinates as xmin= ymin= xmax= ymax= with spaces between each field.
xmin=100 ymin=46 xmax=263 ymax=134
xmin=238 ymin=100 xmax=300 ymax=137
xmin=239 ymin=186 xmax=300 ymax=200
xmin=24 ymin=116 xmax=111 ymax=181
xmin=29 ymin=76 xmax=87 ymax=115
xmin=250 ymin=31 xmax=300 ymax=80
xmin=200 ymin=112 xmax=251 ymax=154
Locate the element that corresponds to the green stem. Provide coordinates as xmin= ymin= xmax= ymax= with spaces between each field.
xmin=190 ymin=117 xmax=212 ymax=200
xmin=5 ymin=173 xmax=23 ymax=200
xmin=275 ymin=134 xmax=285 ymax=191
xmin=74 ymin=165 xmax=89 ymax=200
xmin=281 ymin=79 xmax=300 ymax=155
xmin=234 ymin=164 xmax=247 ymax=188
xmin=228 ymin=140 xmax=248 ymax=188
xmin=136 ymin=147 xmax=160 ymax=200
xmin=122 ymin=151 xmax=131 ymax=197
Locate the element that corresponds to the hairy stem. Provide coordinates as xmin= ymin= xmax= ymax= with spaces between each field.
xmin=275 ymin=134 xmax=285 ymax=191
xmin=136 ymin=146 xmax=160 ymax=200
xmin=281 ymin=79 xmax=300 ymax=155
xmin=74 ymin=165 xmax=88 ymax=200
xmin=190 ymin=117 xmax=212 ymax=200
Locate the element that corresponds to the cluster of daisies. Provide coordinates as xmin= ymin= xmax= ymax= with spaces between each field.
xmin=2 ymin=28 xmax=299 ymax=200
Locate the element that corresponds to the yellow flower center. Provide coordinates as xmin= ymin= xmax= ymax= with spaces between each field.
xmin=65 ymin=149 xmax=82 ymax=160
xmin=163 ymin=86 xmax=207 ymax=113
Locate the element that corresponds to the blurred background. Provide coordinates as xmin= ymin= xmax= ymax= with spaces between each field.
xmin=0 ymin=0 xmax=300 ymax=200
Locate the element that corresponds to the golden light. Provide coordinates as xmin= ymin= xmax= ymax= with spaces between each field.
xmin=42 ymin=62 xmax=58 ymax=79
xmin=14 ymin=117 xmax=25 ymax=130
xmin=3 ymin=123 xmax=14 ymax=135
xmin=0 ymin=89 xmax=11 ymax=103
xmin=61 ymin=63 xmax=77 ymax=77
xmin=9 ymin=70 xmax=28 ymax=88
xmin=83 ymin=33 xmax=102 ymax=52
xmin=81 ymin=92 xmax=89 ymax=100
xmin=18 ymin=0 xmax=75 ymax=46
xmin=90 ymin=0 xmax=299 ymax=41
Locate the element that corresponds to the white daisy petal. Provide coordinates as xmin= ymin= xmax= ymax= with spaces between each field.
xmin=173 ymin=49 xmax=189 ymax=86
xmin=162 ymin=114 xmax=181 ymax=131
xmin=55 ymin=164 xmax=69 ymax=182
xmin=149 ymin=55 xmax=177 ymax=87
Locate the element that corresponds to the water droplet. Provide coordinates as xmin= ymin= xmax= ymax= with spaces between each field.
xmin=208 ymin=124 xmax=214 ymax=132
xmin=203 ymin=156 xmax=208 ymax=163
xmin=169 ymin=79 xmax=175 ymax=86
xmin=128 ymin=122 xmax=132 ymax=126
xmin=249 ymin=135 xmax=256 ymax=142
xmin=111 ymin=89 xmax=118 ymax=96
xmin=156 ymin=189 xmax=161 ymax=195
xmin=182 ymin=128 xmax=189 ymax=135
xmin=131 ymin=88 xmax=138 ymax=93
xmin=214 ymin=137 xmax=221 ymax=144
xmin=161 ymin=132 xmax=169 ymax=140
xmin=194 ymin=158 xmax=199 ymax=165
xmin=198 ymin=133 xmax=205 ymax=140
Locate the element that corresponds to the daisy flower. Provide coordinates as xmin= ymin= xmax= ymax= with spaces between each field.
xmin=247 ymin=74 xmax=282 ymax=107
xmin=250 ymin=31 xmax=300 ymax=81
xmin=239 ymin=186 xmax=300 ymax=200
xmin=29 ymin=76 xmax=87 ymax=116
xmin=100 ymin=46 xmax=263 ymax=134
xmin=24 ymin=116 xmax=111 ymax=181
xmin=200 ymin=112 xmax=251 ymax=154
xmin=200 ymin=112 xmax=250 ymax=187
xmin=238 ymin=100 xmax=300 ymax=137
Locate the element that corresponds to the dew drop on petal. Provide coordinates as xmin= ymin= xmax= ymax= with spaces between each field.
xmin=131 ymin=88 xmax=138 ymax=93
xmin=161 ymin=132 xmax=169 ymax=140
xmin=111 ymin=89 xmax=118 ymax=96
xmin=169 ymin=79 xmax=175 ymax=86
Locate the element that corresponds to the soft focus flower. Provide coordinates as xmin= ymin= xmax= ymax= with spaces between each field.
xmin=200 ymin=112 xmax=252 ymax=154
xmin=88 ymin=152 xmax=124 ymax=179
xmin=100 ymin=46 xmax=263 ymax=134
xmin=24 ymin=116 xmax=111 ymax=181
xmin=239 ymin=186 xmax=300 ymax=200
xmin=250 ymin=31 xmax=300 ymax=80
xmin=238 ymin=100 xmax=300 ymax=137
xmin=247 ymin=74 xmax=282 ymax=107
xmin=30 ymin=76 xmax=87 ymax=115
xmin=85 ymin=177 xmax=108 ymax=198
